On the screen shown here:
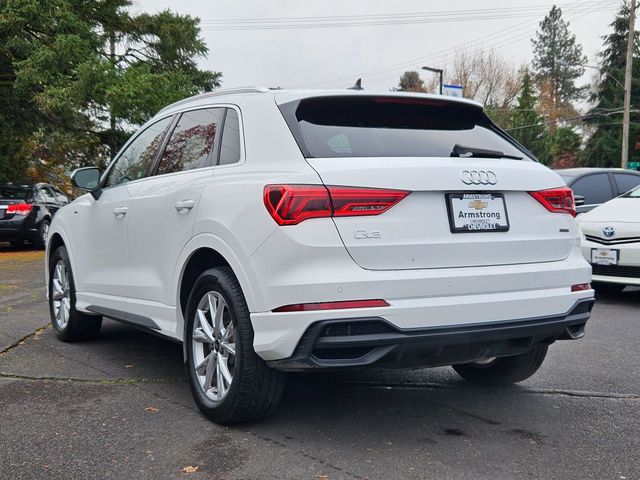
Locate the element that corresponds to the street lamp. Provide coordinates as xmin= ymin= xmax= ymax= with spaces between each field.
xmin=556 ymin=59 xmax=629 ymax=168
xmin=421 ymin=65 xmax=443 ymax=95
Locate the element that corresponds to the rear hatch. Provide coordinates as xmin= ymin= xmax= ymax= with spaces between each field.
xmin=277 ymin=94 xmax=575 ymax=270
xmin=0 ymin=185 xmax=31 ymax=220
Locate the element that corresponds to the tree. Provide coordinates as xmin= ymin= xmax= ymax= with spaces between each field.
xmin=396 ymin=70 xmax=427 ymax=92
xmin=0 ymin=0 xmax=221 ymax=183
xmin=550 ymin=127 xmax=581 ymax=168
xmin=583 ymin=2 xmax=640 ymax=167
xmin=531 ymin=6 xmax=587 ymax=123
xmin=448 ymin=48 xmax=522 ymax=108
xmin=507 ymin=70 xmax=551 ymax=163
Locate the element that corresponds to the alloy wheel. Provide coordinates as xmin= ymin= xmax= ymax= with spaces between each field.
xmin=191 ymin=291 xmax=236 ymax=401
xmin=51 ymin=260 xmax=71 ymax=329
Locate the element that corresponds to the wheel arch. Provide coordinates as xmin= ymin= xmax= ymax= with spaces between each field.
xmin=45 ymin=228 xmax=75 ymax=299
xmin=179 ymin=248 xmax=231 ymax=319
xmin=174 ymin=234 xmax=261 ymax=343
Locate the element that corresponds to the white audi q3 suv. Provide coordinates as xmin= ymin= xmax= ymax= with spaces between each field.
xmin=46 ymin=87 xmax=594 ymax=424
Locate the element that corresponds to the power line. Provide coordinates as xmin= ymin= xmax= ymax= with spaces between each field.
xmin=506 ymin=109 xmax=640 ymax=131
xmin=340 ymin=0 xmax=614 ymax=88
xmin=200 ymin=1 xmax=618 ymax=30
xmin=294 ymin=0 xmax=613 ymax=89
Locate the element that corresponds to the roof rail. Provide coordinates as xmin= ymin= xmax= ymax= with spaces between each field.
xmin=157 ymin=86 xmax=270 ymax=114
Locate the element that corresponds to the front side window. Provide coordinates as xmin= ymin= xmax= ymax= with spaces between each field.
xmin=219 ymin=109 xmax=241 ymax=165
xmin=52 ymin=188 xmax=69 ymax=204
xmin=105 ymin=117 xmax=172 ymax=188
xmin=156 ymin=109 xmax=224 ymax=176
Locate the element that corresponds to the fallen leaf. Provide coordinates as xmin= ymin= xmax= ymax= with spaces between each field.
xmin=316 ymin=476 xmax=329 ymax=480
xmin=183 ymin=466 xmax=199 ymax=473
xmin=144 ymin=406 xmax=159 ymax=413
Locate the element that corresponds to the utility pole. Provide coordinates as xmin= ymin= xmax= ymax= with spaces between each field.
xmin=109 ymin=30 xmax=117 ymax=160
xmin=622 ymin=0 xmax=636 ymax=169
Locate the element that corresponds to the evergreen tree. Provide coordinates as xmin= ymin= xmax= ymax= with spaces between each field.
xmin=584 ymin=2 xmax=640 ymax=167
xmin=550 ymin=126 xmax=581 ymax=168
xmin=531 ymin=6 xmax=587 ymax=121
xmin=0 ymin=0 xmax=221 ymax=183
xmin=508 ymin=70 xmax=551 ymax=163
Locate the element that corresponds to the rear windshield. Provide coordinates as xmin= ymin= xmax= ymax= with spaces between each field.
xmin=0 ymin=185 xmax=30 ymax=200
xmin=280 ymin=96 xmax=530 ymax=160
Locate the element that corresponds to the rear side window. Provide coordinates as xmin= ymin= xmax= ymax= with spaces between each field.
xmin=280 ymin=96 xmax=528 ymax=160
xmin=219 ymin=109 xmax=241 ymax=165
xmin=37 ymin=187 xmax=56 ymax=203
xmin=570 ymin=174 xmax=614 ymax=205
xmin=613 ymin=173 xmax=640 ymax=195
xmin=106 ymin=116 xmax=173 ymax=188
xmin=156 ymin=108 xmax=224 ymax=175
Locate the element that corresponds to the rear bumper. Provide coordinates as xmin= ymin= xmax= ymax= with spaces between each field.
xmin=0 ymin=217 xmax=37 ymax=241
xmin=268 ymin=298 xmax=594 ymax=371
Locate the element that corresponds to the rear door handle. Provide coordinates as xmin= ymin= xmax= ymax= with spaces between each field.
xmin=112 ymin=206 xmax=128 ymax=217
xmin=174 ymin=200 xmax=195 ymax=213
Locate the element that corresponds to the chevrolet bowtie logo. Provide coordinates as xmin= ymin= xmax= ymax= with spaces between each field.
xmin=469 ymin=200 xmax=488 ymax=210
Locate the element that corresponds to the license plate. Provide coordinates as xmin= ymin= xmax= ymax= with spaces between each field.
xmin=591 ymin=248 xmax=619 ymax=265
xmin=446 ymin=193 xmax=509 ymax=233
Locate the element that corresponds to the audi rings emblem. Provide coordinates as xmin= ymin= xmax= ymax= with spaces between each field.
xmin=460 ymin=170 xmax=497 ymax=185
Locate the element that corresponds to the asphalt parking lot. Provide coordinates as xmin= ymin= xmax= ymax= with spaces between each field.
xmin=0 ymin=244 xmax=639 ymax=480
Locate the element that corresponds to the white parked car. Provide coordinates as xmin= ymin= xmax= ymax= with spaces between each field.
xmin=579 ymin=186 xmax=640 ymax=293
xmin=46 ymin=87 xmax=594 ymax=424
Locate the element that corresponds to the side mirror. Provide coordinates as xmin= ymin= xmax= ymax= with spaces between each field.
xmin=574 ymin=195 xmax=585 ymax=206
xmin=71 ymin=167 xmax=102 ymax=200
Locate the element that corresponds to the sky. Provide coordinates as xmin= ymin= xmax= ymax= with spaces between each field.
xmin=132 ymin=0 xmax=624 ymax=93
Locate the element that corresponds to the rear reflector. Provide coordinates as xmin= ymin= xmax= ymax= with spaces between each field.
xmin=273 ymin=299 xmax=390 ymax=312
xmin=571 ymin=283 xmax=591 ymax=292
xmin=264 ymin=184 xmax=409 ymax=226
xmin=6 ymin=203 xmax=33 ymax=216
xmin=529 ymin=187 xmax=576 ymax=217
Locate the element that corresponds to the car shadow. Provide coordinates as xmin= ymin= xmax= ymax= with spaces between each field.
xmin=0 ymin=241 xmax=40 ymax=253
xmin=54 ymin=320 xmax=552 ymax=432
xmin=594 ymin=285 xmax=640 ymax=306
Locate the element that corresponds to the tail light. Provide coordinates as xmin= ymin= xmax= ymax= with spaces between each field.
xmin=273 ymin=299 xmax=389 ymax=312
xmin=571 ymin=283 xmax=591 ymax=292
xmin=6 ymin=203 xmax=33 ymax=216
xmin=264 ymin=185 xmax=409 ymax=226
xmin=529 ymin=187 xmax=576 ymax=217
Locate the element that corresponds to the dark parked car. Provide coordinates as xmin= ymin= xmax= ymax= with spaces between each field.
xmin=0 ymin=183 xmax=69 ymax=248
xmin=556 ymin=168 xmax=640 ymax=214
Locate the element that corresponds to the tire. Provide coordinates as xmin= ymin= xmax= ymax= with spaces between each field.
xmin=185 ymin=267 xmax=285 ymax=424
xmin=33 ymin=219 xmax=50 ymax=249
xmin=48 ymin=246 xmax=102 ymax=341
xmin=592 ymin=281 xmax=625 ymax=295
xmin=452 ymin=346 xmax=548 ymax=387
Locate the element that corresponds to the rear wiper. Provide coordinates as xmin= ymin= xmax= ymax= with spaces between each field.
xmin=450 ymin=144 xmax=522 ymax=160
